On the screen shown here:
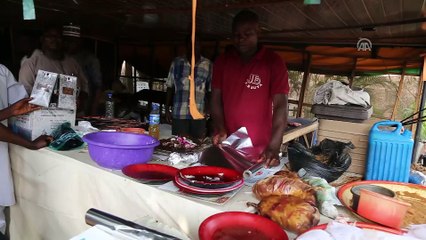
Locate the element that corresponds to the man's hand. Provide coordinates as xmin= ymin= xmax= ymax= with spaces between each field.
xmin=10 ymin=98 xmax=41 ymax=116
xmin=260 ymin=146 xmax=280 ymax=168
xmin=212 ymin=129 xmax=227 ymax=145
xmin=29 ymin=135 xmax=53 ymax=150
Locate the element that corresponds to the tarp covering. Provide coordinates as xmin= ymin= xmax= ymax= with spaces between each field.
xmin=267 ymin=45 xmax=425 ymax=76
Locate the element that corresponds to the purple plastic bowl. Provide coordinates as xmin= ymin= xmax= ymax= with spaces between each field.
xmin=83 ymin=132 xmax=160 ymax=170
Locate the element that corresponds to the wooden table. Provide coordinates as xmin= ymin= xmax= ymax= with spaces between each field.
xmin=282 ymin=118 xmax=319 ymax=147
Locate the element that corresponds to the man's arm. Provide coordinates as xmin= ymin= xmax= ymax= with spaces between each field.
xmin=263 ymin=93 xmax=288 ymax=167
xmin=0 ymin=124 xmax=51 ymax=150
xmin=204 ymin=91 xmax=211 ymax=116
xmin=211 ymin=89 xmax=227 ymax=145
xmin=165 ymin=86 xmax=174 ymax=123
xmin=0 ymin=108 xmax=12 ymax=122
xmin=0 ymin=98 xmax=41 ymax=121
xmin=165 ymin=60 xmax=177 ymax=123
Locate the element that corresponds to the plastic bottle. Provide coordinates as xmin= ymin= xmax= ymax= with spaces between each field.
xmin=105 ymin=91 xmax=114 ymax=118
xmin=148 ymin=103 xmax=160 ymax=139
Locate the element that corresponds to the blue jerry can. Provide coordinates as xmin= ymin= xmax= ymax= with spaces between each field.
xmin=365 ymin=120 xmax=414 ymax=182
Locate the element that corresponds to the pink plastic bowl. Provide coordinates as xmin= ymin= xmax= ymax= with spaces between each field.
xmin=357 ymin=189 xmax=411 ymax=229
xmin=83 ymin=132 xmax=159 ymax=170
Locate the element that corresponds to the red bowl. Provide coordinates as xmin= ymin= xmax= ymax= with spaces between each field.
xmin=199 ymin=212 xmax=288 ymax=240
xmin=179 ymin=166 xmax=243 ymax=189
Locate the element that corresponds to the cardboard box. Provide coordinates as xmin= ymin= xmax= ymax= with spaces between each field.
xmin=317 ymin=118 xmax=379 ymax=175
xmin=10 ymin=108 xmax=75 ymax=141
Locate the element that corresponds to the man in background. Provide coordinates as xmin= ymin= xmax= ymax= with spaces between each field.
xmin=165 ymin=35 xmax=212 ymax=139
xmin=63 ymin=24 xmax=103 ymax=115
xmin=18 ymin=25 xmax=89 ymax=114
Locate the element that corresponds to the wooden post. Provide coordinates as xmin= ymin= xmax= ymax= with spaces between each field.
xmin=412 ymin=56 xmax=426 ymax=162
xmin=348 ymin=58 xmax=358 ymax=87
xmin=297 ymin=53 xmax=312 ymax=117
xmin=411 ymin=62 xmax=426 ymax=137
xmin=391 ymin=62 xmax=407 ymax=120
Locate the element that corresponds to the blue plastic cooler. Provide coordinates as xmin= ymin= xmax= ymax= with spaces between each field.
xmin=365 ymin=120 xmax=414 ymax=182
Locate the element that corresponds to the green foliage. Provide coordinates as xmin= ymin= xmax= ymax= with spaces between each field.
xmin=288 ymin=71 xmax=303 ymax=96
xmin=352 ymin=75 xmax=397 ymax=91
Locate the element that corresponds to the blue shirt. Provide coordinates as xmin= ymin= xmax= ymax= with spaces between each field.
xmin=166 ymin=56 xmax=212 ymax=119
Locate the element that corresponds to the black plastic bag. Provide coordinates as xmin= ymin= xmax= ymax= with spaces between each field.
xmin=288 ymin=139 xmax=354 ymax=182
xmin=49 ymin=122 xmax=84 ymax=151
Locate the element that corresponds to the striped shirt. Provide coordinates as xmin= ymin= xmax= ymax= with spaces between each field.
xmin=166 ymin=56 xmax=212 ymax=119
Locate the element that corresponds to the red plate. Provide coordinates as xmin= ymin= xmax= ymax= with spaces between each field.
xmin=174 ymin=175 xmax=244 ymax=195
xmin=122 ymin=164 xmax=178 ymax=183
xmin=199 ymin=212 xmax=288 ymax=240
xmin=179 ymin=166 xmax=243 ymax=189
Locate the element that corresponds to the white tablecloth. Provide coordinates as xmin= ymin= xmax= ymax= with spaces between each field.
xmin=8 ymin=124 xmax=335 ymax=240
xmin=9 ymin=144 xmax=311 ymax=240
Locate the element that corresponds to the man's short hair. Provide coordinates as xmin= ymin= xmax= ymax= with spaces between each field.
xmin=232 ymin=10 xmax=259 ymax=32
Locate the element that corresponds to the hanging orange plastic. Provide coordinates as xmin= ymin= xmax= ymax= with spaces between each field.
xmin=189 ymin=0 xmax=204 ymax=119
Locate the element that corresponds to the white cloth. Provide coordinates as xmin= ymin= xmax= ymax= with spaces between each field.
xmin=7 ymin=145 xmax=335 ymax=240
xmin=314 ymin=80 xmax=370 ymax=107
xmin=405 ymin=225 xmax=426 ymax=240
xmin=0 ymin=64 xmax=27 ymax=233
xmin=0 ymin=64 xmax=28 ymax=207
xmin=297 ymin=229 xmax=333 ymax=240
xmin=297 ymin=221 xmax=422 ymax=240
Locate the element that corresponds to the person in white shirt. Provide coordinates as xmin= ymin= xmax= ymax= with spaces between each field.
xmin=0 ymin=64 xmax=52 ymax=238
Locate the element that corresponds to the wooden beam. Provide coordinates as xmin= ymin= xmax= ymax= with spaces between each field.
xmin=267 ymin=17 xmax=426 ymax=34
xmin=391 ymin=62 xmax=407 ymax=120
xmin=265 ymin=46 xmax=422 ymax=62
xmin=423 ymin=55 xmax=426 ymax=82
xmin=297 ymin=53 xmax=312 ymax=117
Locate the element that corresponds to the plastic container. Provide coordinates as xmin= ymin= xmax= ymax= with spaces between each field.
xmin=148 ymin=103 xmax=160 ymax=139
xmin=365 ymin=120 xmax=414 ymax=182
xmin=350 ymin=184 xmax=395 ymax=211
xmin=83 ymin=132 xmax=159 ymax=169
xmin=105 ymin=91 xmax=114 ymax=118
xmin=357 ymin=188 xmax=411 ymax=229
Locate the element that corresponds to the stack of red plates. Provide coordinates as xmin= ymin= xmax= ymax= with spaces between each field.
xmin=174 ymin=166 xmax=244 ymax=195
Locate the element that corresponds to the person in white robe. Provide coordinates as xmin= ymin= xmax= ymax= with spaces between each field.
xmin=0 ymin=64 xmax=52 ymax=236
